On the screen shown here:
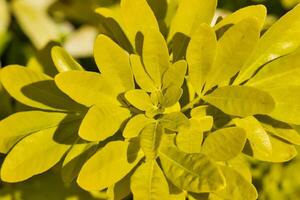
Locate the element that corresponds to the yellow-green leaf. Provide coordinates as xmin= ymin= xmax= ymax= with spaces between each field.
xmin=62 ymin=142 xmax=98 ymax=183
xmin=125 ymin=89 xmax=154 ymax=111
xmin=131 ymin=160 xmax=169 ymax=200
xmin=159 ymin=144 xmax=225 ymax=193
xmin=1 ymin=120 xmax=79 ymax=182
xmin=186 ymin=24 xmax=217 ymax=95
xmin=77 ymin=141 xmax=144 ymax=191
xmin=214 ymin=165 xmax=258 ymax=200
xmin=140 ymin=122 xmax=163 ymax=159
xmin=236 ymin=4 xmax=300 ymax=84
xmin=168 ymin=0 xmax=217 ymax=39
xmin=143 ymin=30 xmax=170 ymax=88
xmin=214 ymin=5 xmax=267 ymax=30
xmin=203 ymin=86 xmax=275 ymax=117
xmin=129 ymin=54 xmax=156 ymax=92
xmin=55 ymin=71 xmax=120 ymax=106
xmin=51 ymin=46 xmax=84 ymax=72
xmin=201 ymin=127 xmax=247 ymax=161
xmin=0 ymin=111 xmax=72 ymax=154
xmin=123 ymin=114 xmax=155 ymax=138
xmin=176 ymin=119 xmax=204 ymax=153
xmin=79 ymin=103 xmax=130 ymax=141
xmin=0 ymin=65 xmax=82 ymax=111
xmin=247 ymin=50 xmax=300 ymax=89
xmin=162 ymin=60 xmax=187 ymax=90
xmin=205 ymin=18 xmax=260 ymax=91
xmin=162 ymin=86 xmax=183 ymax=108
xmin=107 ymin=172 xmax=132 ymax=200
xmin=94 ymin=34 xmax=134 ymax=91
xmin=234 ymin=116 xmax=272 ymax=160
xmin=267 ymin=85 xmax=300 ymax=125
xmin=120 ymin=0 xmax=159 ymax=45
xmin=160 ymin=112 xmax=189 ymax=131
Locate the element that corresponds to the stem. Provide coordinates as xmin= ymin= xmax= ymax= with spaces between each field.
xmin=181 ymin=96 xmax=202 ymax=112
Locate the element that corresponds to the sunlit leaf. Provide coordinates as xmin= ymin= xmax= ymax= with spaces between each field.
xmin=120 ymin=0 xmax=159 ymax=45
xmin=186 ymin=24 xmax=217 ymax=95
xmin=129 ymin=54 xmax=156 ymax=92
xmin=143 ymin=30 xmax=169 ymax=88
xmin=168 ymin=0 xmax=217 ymax=39
xmin=1 ymin=120 xmax=79 ymax=182
xmin=55 ymin=71 xmax=120 ymax=106
xmin=201 ymin=127 xmax=246 ymax=161
xmin=0 ymin=65 xmax=83 ymax=111
xmin=125 ymin=89 xmax=154 ymax=111
xmin=159 ymin=144 xmax=225 ymax=193
xmin=160 ymin=112 xmax=189 ymax=131
xmin=51 ymin=46 xmax=84 ymax=72
xmin=140 ymin=122 xmax=163 ymax=159
xmin=205 ymin=18 xmax=260 ymax=91
xmin=79 ymin=103 xmax=130 ymax=141
xmin=267 ymin=85 xmax=300 ymax=125
xmin=123 ymin=114 xmax=155 ymax=138
xmin=162 ymin=60 xmax=187 ymax=90
xmin=234 ymin=116 xmax=273 ymax=160
xmin=214 ymin=165 xmax=258 ymax=200
xmin=0 ymin=111 xmax=74 ymax=154
xmin=236 ymin=4 xmax=300 ymax=84
xmin=77 ymin=141 xmax=144 ymax=191
xmin=162 ymin=86 xmax=183 ymax=107
xmin=94 ymin=34 xmax=134 ymax=91
xmin=203 ymin=86 xmax=275 ymax=117
xmin=214 ymin=5 xmax=267 ymax=30
xmin=131 ymin=160 xmax=169 ymax=199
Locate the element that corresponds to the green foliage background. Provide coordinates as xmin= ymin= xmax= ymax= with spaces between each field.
xmin=0 ymin=0 xmax=300 ymax=199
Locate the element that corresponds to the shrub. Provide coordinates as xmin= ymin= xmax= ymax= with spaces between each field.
xmin=1 ymin=0 xmax=300 ymax=199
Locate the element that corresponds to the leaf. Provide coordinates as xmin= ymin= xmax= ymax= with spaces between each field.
xmin=236 ymin=4 xmax=300 ymax=84
xmin=12 ymin=0 xmax=60 ymax=49
xmin=125 ymin=89 xmax=154 ymax=111
xmin=107 ymin=172 xmax=132 ymax=200
xmin=51 ymin=46 xmax=84 ymax=72
xmin=94 ymin=34 xmax=134 ymax=91
xmin=162 ymin=60 xmax=187 ymax=90
xmin=120 ymin=0 xmax=159 ymax=45
xmin=140 ymin=122 xmax=163 ymax=159
xmin=131 ymin=160 xmax=169 ymax=200
xmin=261 ymin=119 xmax=300 ymax=145
xmin=143 ymin=30 xmax=170 ymax=87
xmin=129 ymin=54 xmax=156 ymax=92
xmin=205 ymin=18 xmax=260 ymax=91
xmin=186 ymin=24 xmax=217 ymax=95
xmin=191 ymin=106 xmax=209 ymax=118
xmin=247 ymin=50 xmax=300 ymax=89
xmin=201 ymin=127 xmax=247 ymax=161
xmin=266 ymin=85 xmax=300 ymax=125
xmin=176 ymin=119 xmax=204 ymax=153
xmin=214 ymin=165 xmax=258 ymax=200
xmin=0 ymin=111 xmax=74 ymax=154
xmin=62 ymin=142 xmax=98 ymax=183
xmin=234 ymin=116 xmax=273 ymax=160
xmin=123 ymin=114 xmax=155 ymax=138
xmin=79 ymin=103 xmax=130 ymax=141
xmin=168 ymin=0 xmax=217 ymax=39
xmin=257 ymin=135 xmax=297 ymax=162
xmin=203 ymin=86 xmax=275 ymax=117
xmin=55 ymin=71 xmax=120 ymax=106
xmin=0 ymin=65 xmax=83 ymax=111
xmin=162 ymin=86 xmax=183 ymax=107
xmin=1 ymin=120 xmax=79 ymax=182
xmin=160 ymin=112 xmax=189 ymax=131
xmin=214 ymin=5 xmax=267 ymax=31
xmin=159 ymin=144 xmax=225 ymax=193
xmin=77 ymin=141 xmax=144 ymax=191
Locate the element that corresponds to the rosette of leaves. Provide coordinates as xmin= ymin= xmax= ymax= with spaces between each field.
xmin=1 ymin=0 xmax=300 ymax=199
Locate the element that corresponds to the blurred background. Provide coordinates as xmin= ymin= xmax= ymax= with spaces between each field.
xmin=0 ymin=0 xmax=299 ymax=199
